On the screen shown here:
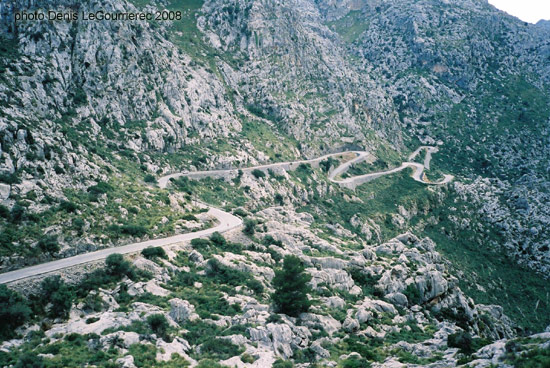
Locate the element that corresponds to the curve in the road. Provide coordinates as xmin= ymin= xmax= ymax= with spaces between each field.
xmin=331 ymin=147 xmax=453 ymax=190
xmin=161 ymin=146 xmax=453 ymax=190
xmin=1 ymin=146 xmax=451 ymax=284
xmin=0 ymin=207 xmax=242 ymax=284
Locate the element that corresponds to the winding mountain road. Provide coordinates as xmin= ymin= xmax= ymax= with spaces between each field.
xmin=0 ymin=146 xmax=451 ymax=284
xmin=163 ymin=146 xmax=453 ymax=189
xmin=331 ymin=147 xmax=454 ymax=190
xmin=0 ymin=208 xmax=242 ymax=284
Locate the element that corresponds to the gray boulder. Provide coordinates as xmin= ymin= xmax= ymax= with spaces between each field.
xmin=169 ymin=298 xmax=199 ymax=323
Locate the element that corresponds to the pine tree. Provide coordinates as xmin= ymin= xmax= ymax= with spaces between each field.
xmin=272 ymin=255 xmax=312 ymax=316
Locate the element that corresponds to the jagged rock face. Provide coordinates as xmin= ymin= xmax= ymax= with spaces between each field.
xmin=201 ymin=0 xmax=403 ymax=149
xmin=2 ymin=0 xmax=239 ymax=148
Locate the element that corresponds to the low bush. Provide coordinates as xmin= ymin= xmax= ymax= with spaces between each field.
xmin=233 ymin=208 xmax=248 ymax=217
xmin=505 ymin=346 xmax=550 ymax=367
xmin=141 ymin=247 xmax=167 ymax=260
xmin=273 ymin=359 xmax=294 ymax=368
xmin=348 ymin=269 xmax=383 ymax=297
xmin=196 ymin=359 xmax=224 ymax=368
xmin=210 ymin=232 xmax=226 ymax=247
xmin=263 ymin=235 xmax=283 ymax=247
xmin=0 ymin=173 xmax=21 ymax=185
xmin=147 ymin=314 xmax=170 ymax=340
xmin=14 ymin=352 xmax=44 ymax=368
xmin=37 ymin=235 xmax=59 ymax=254
xmin=251 ymin=169 xmax=266 ymax=179
xmin=241 ymin=353 xmax=256 ymax=364
xmin=191 ymin=238 xmax=211 ymax=249
xmin=105 ymin=253 xmax=132 ymax=277
xmin=0 ymin=205 xmax=10 ymax=218
xmin=199 ymin=338 xmax=244 ymax=360
xmin=144 ymin=174 xmax=157 ymax=184
xmin=185 ymin=290 xmax=241 ymax=319
xmin=274 ymin=193 xmax=284 ymax=205
xmin=0 ymin=285 xmax=31 ymax=340
xmin=121 ymin=224 xmax=148 ymax=237
xmin=87 ymin=181 xmax=112 ymax=195
xmin=448 ymin=331 xmax=473 ymax=353
xmin=403 ymin=283 xmax=422 ymax=306
xmin=181 ymin=213 xmax=198 ymax=221
xmin=87 ymin=181 xmax=112 ymax=201
xmin=59 ymin=201 xmax=78 ymax=213
xmin=246 ymin=278 xmax=264 ymax=295
xmin=10 ymin=203 xmax=25 ymax=223
xmin=40 ymin=276 xmax=74 ymax=319
xmin=266 ymin=314 xmax=283 ymax=324
xmin=319 ymin=157 xmax=338 ymax=173
xmin=243 ymin=219 xmax=256 ymax=236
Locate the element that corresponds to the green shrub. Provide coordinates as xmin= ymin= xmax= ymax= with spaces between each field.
xmin=206 ymin=259 xmax=260 ymax=292
xmin=403 ymin=283 xmax=422 ymax=306
xmin=141 ymin=247 xmax=167 ymax=260
xmin=129 ymin=343 xmax=157 ymax=367
xmin=233 ymin=208 xmax=248 ymax=217
xmin=87 ymin=181 xmax=112 ymax=195
xmin=246 ymin=278 xmax=264 ymax=295
xmin=0 ymin=173 xmax=20 ymax=184
xmin=191 ymin=238 xmax=211 ymax=249
xmin=144 ymin=174 xmax=158 ymax=184
xmin=73 ymin=218 xmax=85 ymax=232
xmin=319 ymin=157 xmax=338 ymax=173
xmin=263 ymin=235 xmax=283 ymax=247
xmin=72 ymin=87 xmax=87 ymax=105
xmin=181 ymin=213 xmax=197 ymax=221
xmin=105 ymin=253 xmax=131 ymax=276
xmin=0 ymin=285 xmax=31 ymax=340
xmin=266 ymin=314 xmax=283 ymax=323
xmin=243 ymin=219 xmax=256 ymax=236
xmin=199 ymin=338 xmax=244 ymax=360
xmin=196 ymin=359 xmax=224 ymax=368
xmin=147 ymin=314 xmax=170 ymax=340
xmin=0 ymin=205 xmax=9 ymax=218
xmin=241 ymin=353 xmax=256 ymax=363
xmin=251 ymin=169 xmax=266 ymax=179
xmin=173 ymin=177 xmax=193 ymax=195
xmin=448 ymin=331 xmax=473 ymax=353
xmin=120 ymin=224 xmax=148 ymax=237
xmin=59 ymin=201 xmax=78 ymax=213
xmin=40 ymin=276 xmax=74 ymax=319
xmin=342 ymin=356 xmax=372 ymax=368
xmin=77 ymin=258 xmax=140 ymax=296
xmin=506 ymin=346 xmax=550 ymax=367
xmin=274 ymin=193 xmax=284 ymax=205
xmin=10 ymin=203 xmax=25 ymax=223
xmin=185 ymin=291 xmax=241 ymax=319
xmin=273 ymin=359 xmax=294 ymax=368
xmin=14 ymin=352 xmax=44 ymax=368
xmin=348 ymin=269 xmax=382 ymax=297
xmin=293 ymin=347 xmax=316 ymax=363
xmin=339 ymin=335 xmax=385 ymax=362
xmin=210 ymin=232 xmax=226 ymax=247
xmin=272 ymin=255 xmax=312 ymax=316
xmin=37 ymin=235 xmax=59 ymax=254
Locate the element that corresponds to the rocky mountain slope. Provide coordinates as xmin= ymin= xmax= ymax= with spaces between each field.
xmin=1 ymin=0 xmax=550 ymax=366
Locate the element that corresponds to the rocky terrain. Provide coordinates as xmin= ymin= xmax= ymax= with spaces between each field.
xmin=2 ymin=202 xmax=548 ymax=367
xmin=1 ymin=0 xmax=550 ymax=366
